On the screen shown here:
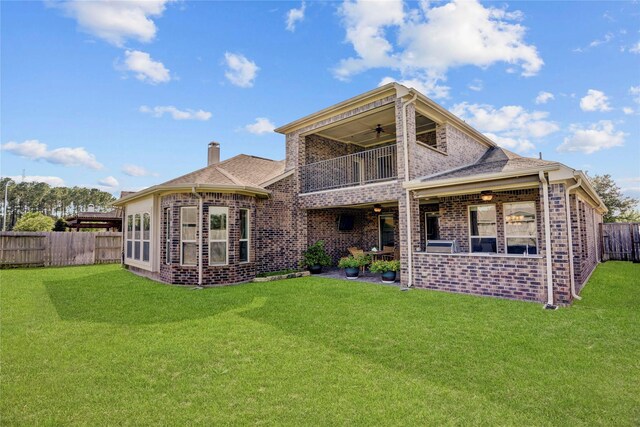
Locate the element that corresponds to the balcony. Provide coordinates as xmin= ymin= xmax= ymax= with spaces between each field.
xmin=300 ymin=145 xmax=397 ymax=193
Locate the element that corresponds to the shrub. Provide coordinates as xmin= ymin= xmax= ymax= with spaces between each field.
xmin=301 ymin=240 xmax=332 ymax=267
xmin=338 ymin=254 xmax=370 ymax=269
xmin=13 ymin=212 xmax=55 ymax=232
xmin=369 ymin=259 xmax=400 ymax=273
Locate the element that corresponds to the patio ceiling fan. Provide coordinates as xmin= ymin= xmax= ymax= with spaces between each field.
xmin=360 ymin=124 xmax=386 ymax=139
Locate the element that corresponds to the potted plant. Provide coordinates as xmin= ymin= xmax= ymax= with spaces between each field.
xmin=369 ymin=259 xmax=400 ymax=284
xmin=301 ymin=240 xmax=332 ymax=274
xmin=337 ymin=254 xmax=369 ymax=279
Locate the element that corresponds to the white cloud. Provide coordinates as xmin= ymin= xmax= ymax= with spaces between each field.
xmin=1 ymin=139 xmax=103 ymax=170
xmin=139 ymin=105 xmax=211 ymax=121
xmin=6 ymin=175 xmax=65 ymax=187
xmin=224 ymin=52 xmax=259 ymax=88
xmin=244 ymin=117 xmax=276 ymax=135
xmin=589 ymin=32 xmax=614 ymax=47
xmin=286 ymin=2 xmax=306 ymax=32
xmin=55 ymin=0 xmax=172 ymax=47
xmin=630 ymin=86 xmax=640 ymax=104
xmin=122 ymin=164 xmax=157 ymax=177
xmin=629 ymin=41 xmax=640 ymax=54
xmin=483 ymin=133 xmax=535 ymax=153
xmin=451 ymin=102 xmax=559 ymax=154
xmin=378 ymin=76 xmax=450 ymax=99
xmin=122 ymin=50 xmax=171 ymax=84
xmin=535 ymin=91 xmax=554 ymax=104
xmin=335 ymin=0 xmax=542 ymax=99
xmin=557 ymin=121 xmax=626 ymax=154
xmin=622 ymin=107 xmax=634 ymax=115
xmin=98 ymin=176 xmax=119 ymax=188
xmin=580 ymin=89 xmax=611 ymax=112
xmin=468 ymin=79 xmax=483 ymax=91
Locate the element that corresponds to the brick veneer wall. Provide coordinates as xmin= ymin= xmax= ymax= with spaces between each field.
xmin=159 ymin=192 xmax=257 ymax=286
xmin=298 ymin=181 xmax=403 ymax=209
xmin=545 ymin=183 xmax=572 ymax=304
xmin=572 ymin=196 xmax=600 ymax=290
xmin=306 ymin=207 xmax=400 ymax=264
xmin=412 ymin=253 xmax=546 ymax=302
xmin=256 ymin=175 xmax=303 ymax=274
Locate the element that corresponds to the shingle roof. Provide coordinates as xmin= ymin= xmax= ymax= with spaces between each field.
xmin=161 ymin=155 xmax=285 ymax=188
xmin=417 ymin=147 xmax=557 ymax=183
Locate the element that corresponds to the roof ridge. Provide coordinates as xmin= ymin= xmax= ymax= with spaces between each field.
xmin=215 ymin=166 xmax=244 ymax=185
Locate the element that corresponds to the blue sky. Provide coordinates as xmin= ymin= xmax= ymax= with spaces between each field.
xmin=1 ymin=0 xmax=639 ymax=199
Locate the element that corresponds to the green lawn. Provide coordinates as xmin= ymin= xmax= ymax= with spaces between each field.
xmin=1 ymin=263 xmax=638 ymax=425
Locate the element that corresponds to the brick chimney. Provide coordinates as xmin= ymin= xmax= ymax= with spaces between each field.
xmin=208 ymin=142 xmax=220 ymax=166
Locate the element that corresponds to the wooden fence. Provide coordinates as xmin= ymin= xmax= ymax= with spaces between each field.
xmin=601 ymin=223 xmax=640 ymax=262
xmin=0 ymin=232 xmax=122 ymax=268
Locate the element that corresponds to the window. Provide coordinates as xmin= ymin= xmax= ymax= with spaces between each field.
xmin=142 ymin=213 xmax=150 ymax=262
xmin=504 ymin=202 xmax=537 ymax=255
xmin=181 ymin=207 xmax=197 ymax=266
xmin=379 ymin=214 xmax=395 ymax=248
xmin=209 ymin=207 xmax=228 ymax=265
xmin=126 ymin=215 xmax=133 ymax=259
xmin=469 ymin=205 xmax=497 ymax=253
xmin=134 ymin=214 xmax=141 ymax=260
xmin=377 ymin=155 xmax=393 ymax=180
xmin=425 ymin=212 xmax=440 ymax=241
xmin=239 ymin=209 xmax=250 ymax=263
xmin=164 ymin=208 xmax=171 ymax=265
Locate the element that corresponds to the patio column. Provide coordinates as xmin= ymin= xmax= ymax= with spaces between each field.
xmin=398 ymin=191 xmax=420 ymax=287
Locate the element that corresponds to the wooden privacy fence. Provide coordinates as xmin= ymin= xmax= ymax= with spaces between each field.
xmin=0 ymin=232 xmax=122 ymax=268
xmin=601 ymin=223 xmax=640 ymax=262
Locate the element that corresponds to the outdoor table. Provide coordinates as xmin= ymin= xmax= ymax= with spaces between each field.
xmin=363 ymin=250 xmax=394 ymax=262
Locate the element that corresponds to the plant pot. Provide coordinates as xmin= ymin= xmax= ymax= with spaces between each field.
xmin=308 ymin=265 xmax=323 ymax=275
xmin=381 ymin=271 xmax=397 ymax=284
xmin=344 ymin=267 xmax=360 ymax=279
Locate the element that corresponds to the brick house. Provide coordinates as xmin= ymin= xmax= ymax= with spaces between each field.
xmin=115 ymin=83 xmax=605 ymax=307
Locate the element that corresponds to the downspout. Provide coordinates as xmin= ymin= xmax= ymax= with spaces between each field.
xmin=539 ymin=171 xmax=556 ymax=309
xmin=191 ymin=186 xmax=203 ymax=287
xmin=565 ymin=177 xmax=582 ymax=300
xmin=401 ymin=91 xmax=418 ymax=289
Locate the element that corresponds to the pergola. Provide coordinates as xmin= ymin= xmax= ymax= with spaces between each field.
xmin=65 ymin=210 xmax=122 ymax=232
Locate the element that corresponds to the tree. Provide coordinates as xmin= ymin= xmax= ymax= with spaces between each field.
xmin=13 ymin=212 xmax=55 ymax=232
xmin=52 ymin=218 xmax=68 ymax=232
xmin=591 ymin=174 xmax=639 ymax=223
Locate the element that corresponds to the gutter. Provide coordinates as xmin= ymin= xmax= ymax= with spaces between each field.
xmin=401 ymin=91 xmax=418 ymax=289
xmin=565 ymin=177 xmax=583 ymax=300
xmin=191 ymin=186 xmax=204 ymax=287
xmin=403 ymin=164 xmax=560 ymax=190
xmin=539 ymin=171 xmax=557 ymax=309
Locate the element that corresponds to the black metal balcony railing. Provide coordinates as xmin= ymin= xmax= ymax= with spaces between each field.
xmin=300 ymin=145 xmax=397 ymax=193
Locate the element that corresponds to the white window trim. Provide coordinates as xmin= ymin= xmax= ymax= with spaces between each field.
xmin=134 ymin=213 xmax=141 ymax=261
xmin=209 ymin=206 xmax=229 ymax=266
xmin=378 ymin=213 xmax=394 ymax=249
xmin=126 ymin=214 xmax=133 ymax=259
xmin=142 ymin=212 xmax=151 ymax=262
xmin=164 ymin=208 xmax=171 ymax=265
xmin=425 ymin=212 xmax=439 ymax=242
xmin=239 ymin=208 xmax=250 ymax=263
xmin=180 ymin=206 xmax=197 ymax=266
xmin=468 ymin=204 xmax=497 ymax=253
xmin=503 ymin=201 xmax=538 ymax=255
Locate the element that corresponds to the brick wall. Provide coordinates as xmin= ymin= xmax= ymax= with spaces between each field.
xmin=306 ymin=206 xmax=400 ymax=264
xmin=159 ymin=192 xmax=257 ymax=285
xmin=298 ymin=181 xmax=403 ymax=209
xmin=256 ymin=175 xmax=301 ymax=274
xmin=545 ymin=183 xmax=571 ymax=304
xmin=572 ymin=196 xmax=600 ymax=289
xmin=413 ymin=253 xmax=546 ymax=302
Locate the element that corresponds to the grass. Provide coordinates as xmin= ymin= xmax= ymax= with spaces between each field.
xmin=1 ymin=262 xmax=638 ymax=425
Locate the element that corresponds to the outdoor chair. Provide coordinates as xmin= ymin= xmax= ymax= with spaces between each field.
xmin=347 ymin=247 xmax=367 ymax=272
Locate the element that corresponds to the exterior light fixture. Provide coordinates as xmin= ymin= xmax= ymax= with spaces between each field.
xmin=480 ymin=191 xmax=493 ymax=202
xmin=373 ymin=204 xmax=383 ymax=213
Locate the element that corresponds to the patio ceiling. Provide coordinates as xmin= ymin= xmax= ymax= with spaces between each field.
xmin=315 ymin=107 xmax=436 ymax=148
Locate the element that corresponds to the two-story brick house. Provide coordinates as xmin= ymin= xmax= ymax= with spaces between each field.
xmin=115 ymin=83 xmax=605 ymax=307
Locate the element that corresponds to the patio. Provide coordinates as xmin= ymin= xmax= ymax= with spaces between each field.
xmin=316 ymin=267 xmax=401 ymax=286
